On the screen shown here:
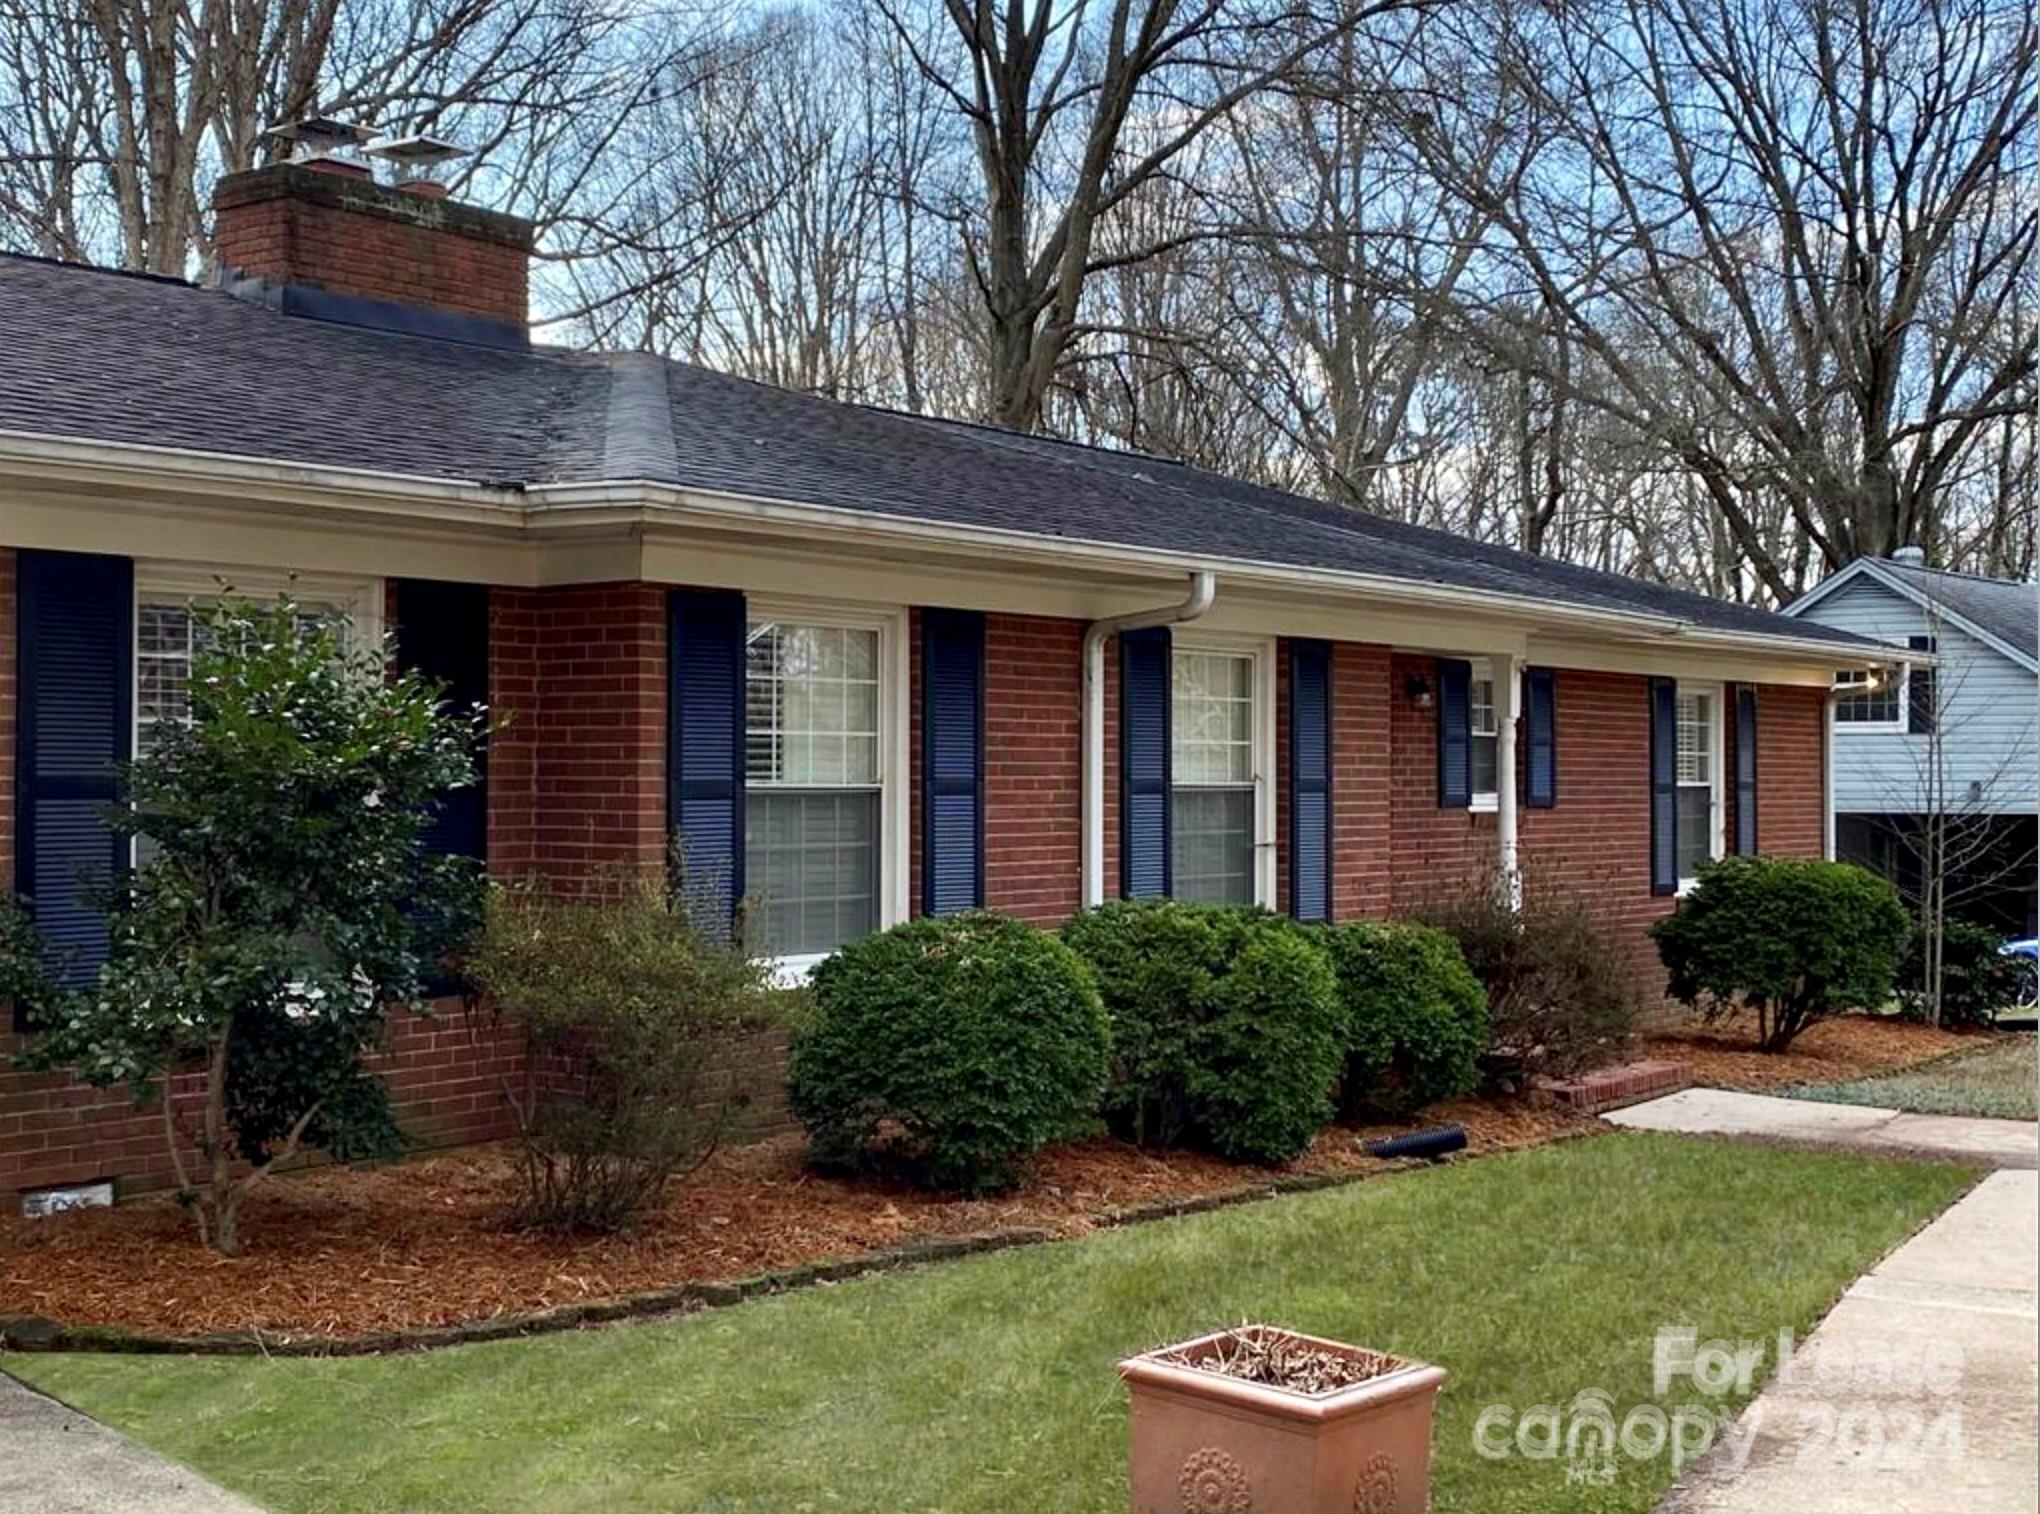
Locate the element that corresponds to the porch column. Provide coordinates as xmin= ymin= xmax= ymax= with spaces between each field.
xmin=1494 ymin=652 xmax=1523 ymax=909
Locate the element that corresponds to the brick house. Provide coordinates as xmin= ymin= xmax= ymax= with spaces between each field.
xmin=0 ymin=146 xmax=1885 ymax=1205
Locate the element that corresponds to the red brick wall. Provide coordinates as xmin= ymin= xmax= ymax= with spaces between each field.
xmin=1 ymin=560 xmax=1836 ymax=1196
xmin=985 ymin=615 xmax=1085 ymax=923
xmin=211 ymin=163 xmax=532 ymax=328
xmin=1756 ymin=685 xmax=1827 ymax=859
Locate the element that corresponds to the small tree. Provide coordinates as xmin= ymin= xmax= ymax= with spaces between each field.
xmin=467 ymin=867 xmax=779 ymax=1230
xmin=1651 ymin=856 xmax=1911 ymax=1052
xmin=7 ymin=599 xmax=481 ymax=1254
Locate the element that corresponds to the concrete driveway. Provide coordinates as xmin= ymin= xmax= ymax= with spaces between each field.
xmin=0 ymin=1369 xmax=262 ymax=1513
xmin=1607 ymin=1087 xmax=2040 ymax=1168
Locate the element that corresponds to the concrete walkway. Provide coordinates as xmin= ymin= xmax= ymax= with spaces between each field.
xmin=1606 ymin=1086 xmax=2039 ymax=1168
xmin=1658 ymin=1169 xmax=2039 ymax=1512
xmin=0 ymin=1370 xmax=262 ymax=1513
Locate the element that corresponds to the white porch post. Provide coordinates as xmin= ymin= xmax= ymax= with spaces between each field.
xmin=1494 ymin=652 xmax=1523 ymax=909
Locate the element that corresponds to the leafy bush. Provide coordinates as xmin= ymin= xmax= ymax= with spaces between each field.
xmin=788 ymin=913 xmax=1110 ymax=1192
xmin=1412 ymin=867 xmax=1637 ymax=1083
xmin=467 ymin=868 xmax=777 ymax=1231
xmin=8 ymin=598 xmax=482 ymax=1255
xmin=1897 ymin=916 xmax=2024 ymax=1029
xmin=1061 ymin=901 xmax=1343 ymax=1164
xmin=1319 ymin=921 xmax=1487 ymax=1119
xmin=1652 ymin=856 xmax=1910 ymax=1051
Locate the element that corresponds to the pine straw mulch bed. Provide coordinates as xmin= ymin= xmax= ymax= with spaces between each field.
xmin=1645 ymin=1012 xmax=1983 ymax=1093
xmin=0 ymin=1097 xmax=1591 ymax=1349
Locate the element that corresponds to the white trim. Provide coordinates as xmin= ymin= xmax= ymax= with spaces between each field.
xmin=742 ymin=595 xmax=911 ymax=963
xmin=1672 ymin=680 xmax=1726 ymax=894
xmin=1468 ymin=656 xmax=1501 ymax=810
xmin=1171 ymin=630 xmax=1278 ymax=909
xmin=0 ymin=428 xmax=1894 ymax=670
xmin=133 ymin=561 xmax=383 ymax=646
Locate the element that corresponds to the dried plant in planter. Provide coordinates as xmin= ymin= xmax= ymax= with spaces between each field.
xmin=1160 ymin=1325 xmax=1406 ymax=1396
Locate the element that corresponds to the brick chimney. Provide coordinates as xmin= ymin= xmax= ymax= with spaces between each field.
xmin=211 ymin=147 xmax=534 ymax=338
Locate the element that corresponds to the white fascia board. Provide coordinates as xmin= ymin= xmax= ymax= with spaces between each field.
xmin=0 ymin=431 xmax=1890 ymax=675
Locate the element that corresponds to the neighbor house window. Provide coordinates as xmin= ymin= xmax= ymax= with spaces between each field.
xmin=1171 ymin=647 xmax=1260 ymax=904
xmin=744 ymin=619 xmax=882 ymax=958
xmin=1833 ymin=670 xmax=1901 ymax=730
xmin=1470 ymin=663 xmax=1499 ymax=807
xmin=1674 ymin=685 xmax=1721 ymax=886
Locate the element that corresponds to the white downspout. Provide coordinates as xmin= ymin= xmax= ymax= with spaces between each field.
xmin=1494 ymin=653 xmax=1522 ymax=909
xmin=1082 ymin=571 xmax=1218 ymax=908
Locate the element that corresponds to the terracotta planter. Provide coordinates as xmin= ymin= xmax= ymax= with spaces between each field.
xmin=1119 ymin=1326 xmax=1446 ymax=1514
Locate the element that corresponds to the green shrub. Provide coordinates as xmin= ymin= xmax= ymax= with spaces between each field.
xmin=788 ymin=913 xmax=1110 ymax=1192
xmin=1319 ymin=921 xmax=1487 ymax=1119
xmin=1898 ymin=916 xmax=2024 ymax=1028
xmin=467 ymin=868 xmax=777 ymax=1232
xmin=1061 ymin=901 xmax=1342 ymax=1164
xmin=1652 ymin=856 xmax=1910 ymax=1051
xmin=1412 ymin=866 xmax=1637 ymax=1083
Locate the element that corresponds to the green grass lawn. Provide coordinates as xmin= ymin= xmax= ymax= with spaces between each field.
xmin=1784 ymin=1034 xmax=2037 ymax=1120
xmin=10 ymin=1135 xmax=1970 ymax=1514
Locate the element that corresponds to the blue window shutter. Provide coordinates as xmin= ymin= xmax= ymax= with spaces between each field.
xmin=1525 ymin=667 xmax=1557 ymax=809
xmin=1734 ymin=684 xmax=1758 ymax=854
xmin=1649 ymin=677 xmax=1678 ymax=895
xmin=393 ymin=579 xmax=489 ymax=864
xmin=1288 ymin=639 xmax=1332 ymax=922
xmin=1119 ymin=626 xmax=1172 ymax=899
xmin=668 ymin=589 xmax=746 ymax=926
xmin=921 ymin=608 xmax=984 ymax=915
xmin=16 ymin=549 xmax=132 ymax=999
xmin=1436 ymin=657 xmax=1472 ymax=808
xmin=1906 ymin=635 xmax=1936 ymax=735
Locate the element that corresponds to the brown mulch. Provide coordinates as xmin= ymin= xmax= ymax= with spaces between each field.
xmin=0 ymin=1098 xmax=1593 ymax=1343
xmin=1646 ymin=1012 xmax=1978 ymax=1092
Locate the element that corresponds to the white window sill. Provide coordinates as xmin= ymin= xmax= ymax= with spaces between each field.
xmin=1834 ymin=724 xmax=1904 ymax=736
xmin=766 ymin=953 xmax=830 ymax=989
xmin=1470 ymin=793 xmax=1499 ymax=814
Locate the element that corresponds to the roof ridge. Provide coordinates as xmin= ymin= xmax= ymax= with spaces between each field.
xmin=0 ymin=248 xmax=192 ymax=290
xmin=1884 ymin=559 xmax=2038 ymax=590
xmin=600 ymin=351 xmax=679 ymax=480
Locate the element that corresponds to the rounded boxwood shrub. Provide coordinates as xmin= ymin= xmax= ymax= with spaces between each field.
xmin=787 ymin=913 xmax=1109 ymax=1192
xmin=1061 ymin=900 xmax=1342 ymax=1164
xmin=1319 ymin=920 xmax=1487 ymax=1119
xmin=1651 ymin=856 xmax=1910 ymax=1051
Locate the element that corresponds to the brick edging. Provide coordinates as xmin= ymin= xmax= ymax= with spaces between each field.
xmin=0 ymin=1128 xmax=1603 ymax=1359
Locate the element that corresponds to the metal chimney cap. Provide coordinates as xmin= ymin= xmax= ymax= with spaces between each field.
xmin=262 ymin=115 xmax=378 ymax=150
xmin=366 ymin=134 xmax=469 ymax=169
xmin=1890 ymin=544 xmax=1928 ymax=567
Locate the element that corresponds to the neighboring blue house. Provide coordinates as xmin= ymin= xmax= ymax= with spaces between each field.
xmin=1785 ymin=548 xmax=2038 ymax=935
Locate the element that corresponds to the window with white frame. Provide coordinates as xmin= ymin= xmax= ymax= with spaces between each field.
xmin=1470 ymin=663 xmax=1499 ymax=805
xmin=134 ymin=570 xmax=377 ymax=755
xmin=744 ymin=618 xmax=883 ymax=958
xmin=1170 ymin=647 xmax=1260 ymax=905
xmin=1833 ymin=669 xmax=1901 ymax=730
xmin=133 ymin=567 xmax=380 ymax=860
xmin=1674 ymin=685 xmax=1720 ymax=885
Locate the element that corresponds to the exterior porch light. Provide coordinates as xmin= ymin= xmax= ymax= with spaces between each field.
xmin=366 ymin=134 xmax=470 ymax=199
xmin=1404 ymin=672 xmax=1434 ymax=709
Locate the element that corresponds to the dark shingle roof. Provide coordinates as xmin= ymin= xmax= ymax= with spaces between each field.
xmin=0 ymin=252 xmax=1867 ymax=650
xmin=1878 ymin=561 xmax=2038 ymax=662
